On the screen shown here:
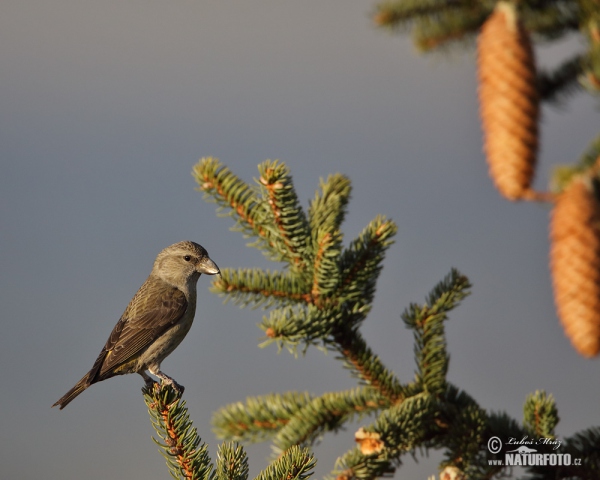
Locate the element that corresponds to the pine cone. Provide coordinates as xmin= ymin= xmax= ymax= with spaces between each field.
xmin=477 ymin=3 xmax=539 ymax=201
xmin=550 ymin=177 xmax=600 ymax=357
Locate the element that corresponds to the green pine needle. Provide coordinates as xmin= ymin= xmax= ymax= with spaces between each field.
xmin=215 ymin=442 xmax=249 ymax=480
xmin=523 ymin=390 xmax=559 ymax=439
xmin=273 ymin=388 xmax=390 ymax=451
xmin=213 ymin=392 xmax=314 ymax=443
xmin=402 ymin=269 xmax=470 ymax=395
xmin=254 ymin=446 xmax=316 ymax=480
xmin=143 ymin=383 xmax=214 ymax=480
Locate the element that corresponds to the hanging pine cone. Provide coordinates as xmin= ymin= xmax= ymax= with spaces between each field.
xmin=477 ymin=2 xmax=539 ymax=201
xmin=550 ymin=176 xmax=600 ymax=357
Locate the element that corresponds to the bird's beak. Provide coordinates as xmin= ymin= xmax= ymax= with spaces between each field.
xmin=197 ymin=257 xmax=221 ymax=276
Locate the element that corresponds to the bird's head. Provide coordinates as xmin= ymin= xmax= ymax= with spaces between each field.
xmin=152 ymin=241 xmax=220 ymax=288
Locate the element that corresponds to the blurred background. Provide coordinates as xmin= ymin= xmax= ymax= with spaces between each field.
xmin=1 ymin=1 xmax=598 ymax=478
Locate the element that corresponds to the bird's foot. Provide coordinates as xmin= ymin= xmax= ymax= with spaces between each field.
xmin=139 ymin=372 xmax=159 ymax=393
xmin=155 ymin=372 xmax=185 ymax=394
xmin=169 ymin=380 xmax=185 ymax=394
xmin=144 ymin=379 xmax=159 ymax=392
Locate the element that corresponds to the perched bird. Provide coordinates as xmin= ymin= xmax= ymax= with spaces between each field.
xmin=53 ymin=241 xmax=220 ymax=409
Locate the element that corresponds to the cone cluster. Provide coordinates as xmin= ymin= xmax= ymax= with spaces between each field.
xmin=550 ymin=177 xmax=600 ymax=357
xmin=477 ymin=2 xmax=539 ymax=201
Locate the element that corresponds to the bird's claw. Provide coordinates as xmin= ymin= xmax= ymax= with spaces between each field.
xmin=141 ymin=379 xmax=159 ymax=395
xmin=144 ymin=378 xmax=158 ymax=387
xmin=155 ymin=372 xmax=185 ymax=395
xmin=169 ymin=380 xmax=185 ymax=394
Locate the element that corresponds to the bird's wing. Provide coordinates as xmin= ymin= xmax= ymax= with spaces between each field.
xmin=88 ymin=277 xmax=188 ymax=380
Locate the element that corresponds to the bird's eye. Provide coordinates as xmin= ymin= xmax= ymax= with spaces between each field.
xmin=184 ymin=255 xmax=192 ymax=262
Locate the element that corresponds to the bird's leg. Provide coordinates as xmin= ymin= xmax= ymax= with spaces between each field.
xmin=139 ymin=371 xmax=158 ymax=389
xmin=148 ymin=368 xmax=185 ymax=394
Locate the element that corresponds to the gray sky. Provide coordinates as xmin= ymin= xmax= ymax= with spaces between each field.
xmin=1 ymin=1 xmax=598 ymax=479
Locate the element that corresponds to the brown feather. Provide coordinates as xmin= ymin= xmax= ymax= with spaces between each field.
xmin=94 ymin=278 xmax=187 ymax=378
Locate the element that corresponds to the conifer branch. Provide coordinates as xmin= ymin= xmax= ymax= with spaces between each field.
xmin=215 ymin=443 xmax=249 ymax=480
xmin=556 ymin=427 xmax=600 ymax=478
xmin=145 ymin=384 xmax=317 ymax=480
xmin=198 ymin=160 xmax=600 ymax=478
xmin=551 ymin=134 xmax=600 ymax=193
xmin=402 ymin=269 xmax=470 ymax=395
xmin=523 ymin=391 xmax=559 ymax=439
xmin=333 ymin=330 xmax=404 ymax=404
xmin=413 ymin=7 xmax=488 ymax=52
xmin=519 ymin=1 xmax=580 ymax=41
xmin=331 ymin=395 xmax=437 ymax=480
xmin=310 ymin=230 xmax=343 ymax=302
xmin=258 ymin=161 xmax=310 ymax=270
xmin=308 ymin=174 xmax=352 ymax=242
xmin=372 ymin=0 xmax=471 ymax=30
xmin=213 ymin=392 xmax=314 ymax=443
xmin=579 ymin=134 xmax=600 ymax=171
xmin=374 ymin=0 xmax=583 ymax=57
xmin=259 ymin=304 xmax=339 ymax=353
xmin=368 ymin=393 xmax=438 ymax=453
xmin=194 ymin=158 xmax=307 ymax=265
xmin=212 ymin=269 xmax=311 ymax=309
xmin=273 ymin=388 xmax=391 ymax=451
xmin=585 ymin=16 xmax=600 ymax=91
xmin=194 ymin=157 xmax=266 ymax=240
xmin=337 ymin=216 xmax=397 ymax=311
xmin=254 ymin=446 xmax=316 ymax=480
xmin=538 ymin=54 xmax=584 ymax=103
xmin=143 ymin=383 xmax=215 ymax=480
xmin=331 ymin=448 xmax=394 ymax=480
xmin=307 ymin=174 xmax=351 ymax=301
xmin=436 ymin=385 xmax=488 ymax=476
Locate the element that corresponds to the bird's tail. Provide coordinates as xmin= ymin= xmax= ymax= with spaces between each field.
xmin=52 ymin=374 xmax=91 ymax=410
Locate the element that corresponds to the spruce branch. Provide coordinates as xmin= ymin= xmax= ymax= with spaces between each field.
xmin=332 ymin=329 xmax=405 ymax=403
xmin=308 ymin=173 xmax=352 ymax=243
xmin=254 ymin=446 xmax=316 ymax=480
xmin=337 ymin=215 xmax=397 ymax=311
xmin=412 ymin=6 xmax=489 ymax=52
xmin=193 ymin=157 xmax=267 ymax=241
xmin=374 ymin=0 xmax=581 ymax=50
xmin=436 ymin=385 xmax=488 ymax=476
xmin=402 ymin=269 xmax=471 ymax=395
xmin=198 ymin=160 xmax=600 ymax=478
xmin=331 ymin=394 xmax=438 ymax=480
xmin=259 ymin=304 xmax=340 ymax=353
xmin=310 ymin=229 xmax=343 ymax=302
xmin=524 ymin=427 xmax=600 ymax=479
xmin=257 ymin=160 xmax=311 ymax=270
xmin=558 ymin=427 xmax=600 ymax=478
xmin=551 ymin=133 xmax=600 ymax=192
xmin=144 ymin=384 xmax=317 ymax=480
xmin=370 ymin=393 xmax=439 ymax=453
xmin=273 ymin=388 xmax=391 ymax=451
xmin=307 ymin=174 xmax=351 ymax=301
xmin=584 ymin=15 xmax=600 ymax=91
xmin=537 ymin=53 xmax=584 ymax=104
xmin=215 ymin=443 xmax=249 ymax=480
xmin=519 ymin=1 xmax=580 ymax=41
xmin=213 ymin=392 xmax=314 ymax=443
xmin=143 ymin=383 xmax=215 ymax=480
xmin=372 ymin=0 xmax=475 ymax=31
xmin=195 ymin=158 xmax=308 ymax=266
xmin=212 ymin=269 xmax=310 ymax=309
xmin=523 ymin=391 xmax=559 ymax=439
xmin=331 ymin=447 xmax=395 ymax=480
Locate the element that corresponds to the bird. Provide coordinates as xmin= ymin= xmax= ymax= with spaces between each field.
xmin=52 ymin=241 xmax=220 ymax=409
